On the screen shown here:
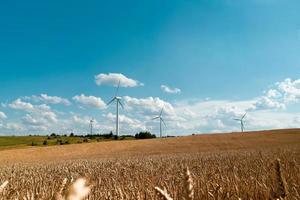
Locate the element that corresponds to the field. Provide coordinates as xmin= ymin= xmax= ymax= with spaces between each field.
xmin=0 ymin=129 xmax=300 ymax=199
xmin=0 ymin=134 xmax=134 ymax=150
xmin=0 ymin=135 xmax=83 ymax=149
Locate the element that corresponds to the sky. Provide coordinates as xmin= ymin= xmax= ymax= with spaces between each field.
xmin=0 ymin=0 xmax=300 ymax=136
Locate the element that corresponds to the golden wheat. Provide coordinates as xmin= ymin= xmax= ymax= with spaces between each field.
xmin=272 ymin=158 xmax=288 ymax=200
xmin=154 ymin=187 xmax=173 ymax=200
xmin=0 ymin=134 xmax=299 ymax=200
xmin=0 ymin=180 xmax=8 ymax=193
xmin=54 ymin=178 xmax=91 ymax=200
xmin=184 ymin=167 xmax=194 ymax=200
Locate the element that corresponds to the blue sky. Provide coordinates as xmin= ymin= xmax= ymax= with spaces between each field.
xmin=0 ymin=0 xmax=300 ymax=135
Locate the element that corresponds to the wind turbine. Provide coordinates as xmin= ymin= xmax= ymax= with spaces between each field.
xmin=89 ymin=118 xmax=94 ymax=135
xmin=152 ymin=108 xmax=166 ymax=137
xmin=107 ymin=81 xmax=124 ymax=137
xmin=234 ymin=113 xmax=247 ymax=133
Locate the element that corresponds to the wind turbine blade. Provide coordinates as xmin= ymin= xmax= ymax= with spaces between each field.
xmin=233 ymin=119 xmax=241 ymax=121
xmin=159 ymin=108 xmax=163 ymax=117
xmin=152 ymin=116 xmax=159 ymax=120
xmin=161 ymin=118 xmax=166 ymax=127
xmin=118 ymin=100 xmax=124 ymax=109
xmin=107 ymin=97 xmax=116 ymax=105
xmin=242 ymin=113 xmax=247 ymax=120
xmin=115 ymin=80 xmax=121 ymax=97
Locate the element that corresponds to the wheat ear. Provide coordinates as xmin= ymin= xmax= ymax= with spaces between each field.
xmin=154 ymin=187 xmax=173 ymax=200
xmin=185 ymin=167 xmax=194 ymax=200
xmin=0 ymin=181 xmax=8 ymax=193
xmin=55 ymin=178 xmax=68 ymax=200
xmin=65 ymin=178 xmax=91 ymax=200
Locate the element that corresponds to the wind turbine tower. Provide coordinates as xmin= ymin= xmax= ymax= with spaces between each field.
xmin=89 ymin=118 xmax=94 ymax=135
xmin=234 ymin=113 xmax=247 ymax=133
xmin=152 ymin=108 xmax=166 ymax=137
xmin=107 ymin=81 xmax=124 ymax=137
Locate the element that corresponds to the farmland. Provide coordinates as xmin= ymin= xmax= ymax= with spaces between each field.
xmin=0 ymin=134 xmax=135 ymax=150
xmin=0 ymin=129 xmax=300 ymax=199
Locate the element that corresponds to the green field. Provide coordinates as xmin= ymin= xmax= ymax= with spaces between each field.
xmin=0 ymin=135 xmax=137 ymax=149
xmin=0 ymin=136 xmax=84 ymax=149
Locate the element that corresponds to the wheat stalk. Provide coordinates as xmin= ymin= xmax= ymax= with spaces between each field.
xmin=185 ymin=167 xmax=194 ymax=200
xmin=55 ymin=178 xmax=68 ymax=200
xmin=273 ymin=158 xmax=288 ymax=199
xmin=154 ymin=187 xmax=173 ymax=200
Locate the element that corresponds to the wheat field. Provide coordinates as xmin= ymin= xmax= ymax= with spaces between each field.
xmin=0 ymin=129 xmax=300 ymax=200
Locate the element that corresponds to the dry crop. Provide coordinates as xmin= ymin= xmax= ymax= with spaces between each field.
xmin=0 ymin=147 xmax=299 ymax=199
xmin=0 ymin=130 xmax=300 ymax=199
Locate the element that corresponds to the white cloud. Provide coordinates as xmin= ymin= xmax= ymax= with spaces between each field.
xmin=73 ymin=94 xmax=106 ymax=110
xmin=0 ymin=123 xmax=24 ymax=132
xmin=161 ymin=85 xmax=181 ymax=94
xmin=251 ymin=78 xmax=300 ymax=110
xmin=276 ymin=78 xmax=300 ymax=103
xmin=253 ymin=95 xmax=285 ymax=110
xmin=10 ymin=99 xmax=55 ymax=116
xmin=123 ymin=96 xmax=175 ymax=116
xmin=70 ymin=114 xmax=113 ymax=134
xmin=22 ymin=114 xmax=44 ymax=126
xmin=41 ymin=110 xmax=58 ymax=123
xmin=169 ymin=100 xmax=254 ymax=134
xmin=8 ymin=98 xmax=34 ymax=111
xmin=24 ymin=94 xmax=71 ymax=105
xmin=8 ymin=99 xmax=58 ymax=131
xmin=266 ymin=89 xmax=281 ymax=98
xmin=2 ymin=77 xmax=300 ymax=136
xmin=21 ymin=114 xmax=49 ymax=131
xmin=95 ymin=73 xmax=143 ymax=87
xmin=0 ymin=111 xmax=7 ymax=120
xmin=106 ymin=113 xmax=146 ymax=132
xmin=72 ymin=115 xmax=92 ymax=126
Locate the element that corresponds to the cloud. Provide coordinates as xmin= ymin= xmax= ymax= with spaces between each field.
xmin=72 ymin=115 xmax=92 ymax=126
xmin=14 ymin=100 xmax=55 ymax=113
xmin=22 ymin=114 xmax=44 ymax=126
xmin=73 ymin=94 xmax=106 ymax=110
xmin=253 ymin=96 xmax=286 ymax=110
xmin=168 ymin=100 xmax=255 ymax=134
xmin=2 ymin=77 xmax=300 ymax=136
xmin=8 ymin=99 xmax=58 ymax=131
xmin=251 ymin=78 xmax=300 ymax=110
xmin=21 ymin=114 xmax=49 ymax=131
xmin=106 ymin=113 xmax=146 ymax=131
xmin=8 ymin=98 xmax=34 ymax=111
xmin=0 ymin=111 xmax=7 ymax=120
xmin=123 ymin=96 xmax=175 ymax=116
xmin=161 ymin=85 xmax=181 ymax=94
xmin=276 ymin=78 xmax=300 ymax=103
xmin=0 ymin=123 xmax=24 ymax=132
xmin=71 ymin=114 xmax=113 ymax=133
xmin=95 ymin=73 xmax=143 ymax=87
xmin=24 ymin=94 xmax=71 ymax=106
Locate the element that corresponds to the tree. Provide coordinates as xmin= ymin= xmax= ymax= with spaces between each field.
xmin=109 ymin=131 xmax=113 ymax=138
xmin=69 ymin=132 xmax=74 ymax=137
xmin=135 ymin=131 xmax=156 ymax=139
xmin=31 ymin=141 xmax=37 ymax=146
